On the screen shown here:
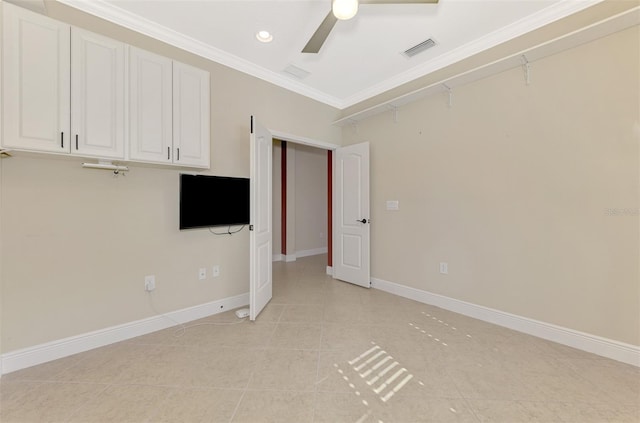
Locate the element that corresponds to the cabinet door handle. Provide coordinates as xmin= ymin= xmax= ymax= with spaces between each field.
xmin=75 ymin=134 xmax=78 ymax=150
xmin=177 ymin=148 xmax=180 ymax=161
xmin=61 ymin=132 xmax=64 ymax=148
xmin=167 ymin=146 xmax=170 ymax=160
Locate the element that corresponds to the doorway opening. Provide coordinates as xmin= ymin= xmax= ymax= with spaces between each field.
xmin=272 ymin=140 xmax=332 ymax=273
xmin=250 ymin=120 xmax=370 ymax=321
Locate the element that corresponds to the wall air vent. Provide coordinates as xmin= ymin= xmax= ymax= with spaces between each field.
xmin=282 ymin=64 xmax=311 ymax=80
xmin=403 ymin=38 xmax=436 ymax=58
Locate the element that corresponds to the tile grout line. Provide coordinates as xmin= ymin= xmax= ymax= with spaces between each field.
xmin=227 ymin=389 xmax=247 ymax=423
xmin=63 ymin=381 xmax=113 ymax=422
xmin=6 ymin=256 xmax=637 ymax=422
xmin=311 ymin=274 xmax=331 ymax=423
xmin=228 ymin=312 xmax=282 ymax=423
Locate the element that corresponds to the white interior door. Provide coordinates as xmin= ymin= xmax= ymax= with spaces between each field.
xmin=249 ymin=116 xmax=273 ymax=320
xmin=334 ymin=142 xmax=370 ymax=288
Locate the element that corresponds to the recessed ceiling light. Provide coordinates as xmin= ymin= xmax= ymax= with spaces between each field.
xmin=256 ymin=30 xmax=273 ymax=43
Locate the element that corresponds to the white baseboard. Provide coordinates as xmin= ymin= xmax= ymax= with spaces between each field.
xmin=273 ymin=254 xmax=297 ymax=262
xmin=0 ymin=293 xmax=249 ymax=375
xmin=326 ymin=266 xmax=333 ymax=276
xmin=371 ymin=277 xmax=640 ymax=367
xmin=273 ymin=249 xmax=327 ymax=263
xmin=296 ymin=247 xmax=328 ymax=259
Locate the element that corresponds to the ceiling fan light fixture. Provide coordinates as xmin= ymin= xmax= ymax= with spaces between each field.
xmin=332 ymin=0 xmax=358 ymax=20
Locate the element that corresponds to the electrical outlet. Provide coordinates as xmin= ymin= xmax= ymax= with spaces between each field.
xmin=144 ymin=275 xmax=156 ymax=292
xmin=439 ymin=262 xmax=448 ymax=275
xmin=212 ymin=265 xmax=220 ymax=277
xmin=198 ymin=268 xmax=207 ymax=280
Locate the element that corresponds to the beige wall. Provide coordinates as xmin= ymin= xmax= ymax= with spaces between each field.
xmin=0 ymin=2 xmax=341 ymax=353
xmin=272 ymin=141 xmax=282 ymax=256
xmin=285 ymin=146 xmax=296 ymax=256
xmin=343 ymin=26 xmax=640 ymax=346
xmin=272 ymin=142 xmax=328 ymax=258
xmin=294 ymin=144 xmax=328 ymax=254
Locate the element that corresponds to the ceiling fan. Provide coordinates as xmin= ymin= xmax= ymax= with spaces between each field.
xmin=302 ymin=0 xmax=440 ymax=53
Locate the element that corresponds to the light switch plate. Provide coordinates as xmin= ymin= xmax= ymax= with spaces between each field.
xmin=386 ymin=200 xmax=399 ymax=211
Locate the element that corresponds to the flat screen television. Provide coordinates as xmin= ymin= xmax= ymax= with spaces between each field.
xmin=179 ymin=174 xmax=250 ymax=230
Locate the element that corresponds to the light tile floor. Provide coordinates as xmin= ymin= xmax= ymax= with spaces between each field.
xmin=1 ymin=254 xmax=638 ymax=422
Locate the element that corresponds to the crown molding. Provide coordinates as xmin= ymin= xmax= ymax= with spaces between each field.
xmin=340 ymin=0 xmax=605 ymax=107
xmin=55 ymin=0 xmax=344 ymax=109
xmin=4 ymin=0 xmax=47 ymax=14
xmin=57 ymin=0 xmax=604 ymax=111
xmin=334 ymin=5 xmax=639 ymax=125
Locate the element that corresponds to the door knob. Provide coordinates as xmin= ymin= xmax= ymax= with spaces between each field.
xmin=356 ymin=218 xmax=368 ymax=224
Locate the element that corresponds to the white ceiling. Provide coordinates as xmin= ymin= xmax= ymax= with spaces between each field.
xmin=57 ymin=0 xmax=603 ymax=109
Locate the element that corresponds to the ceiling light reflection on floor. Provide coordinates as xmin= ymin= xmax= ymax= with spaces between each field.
xmin=331 ymin=341 xmax=419 ymax=422
xmin=409 ymin=322 xmax=448 ymax=347
xmin=361 ymin=356 xmax=393 ymax=379
xmin=366 ymin=361 xmax=398 ymax=386
xmin=421 ymin=311 xmax=458 ymax=331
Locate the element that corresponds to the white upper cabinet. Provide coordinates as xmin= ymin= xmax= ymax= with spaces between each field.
xmin=128 ymin=50 xmax=210 ymax=168
xmin=2 ymin=3 xmax=209 ymax=169
xmin=173 ymin=61 xmax=210 ymax=168
xmin=2 ymin=3 xmax=70 ymax=153
xmin=128 ymin=46 xmax=173 ymax=164
xmin=71 ymin=28 xmax=125 ymax=159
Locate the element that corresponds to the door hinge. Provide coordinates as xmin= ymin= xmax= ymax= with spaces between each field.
xmin=249 ymin=225 xmax=254 ymax=231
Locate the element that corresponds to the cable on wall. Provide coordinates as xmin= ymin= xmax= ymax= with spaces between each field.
xmin=521 ymin=54 xmax=532 ymax=85
xmin=349 ymin=119 xmax=359 ymax=135
xmin=443 ymin=83 xmax=453 ymax=108
xmin=146 ymin=291 xmax=247 ymax=339
xmin=388 ymin=105 xmax=399 ymax=123
xmin=208 ymin=225 xmax=246 ymax=236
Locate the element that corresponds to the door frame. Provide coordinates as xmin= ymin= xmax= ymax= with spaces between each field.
xmin=270 ymin=130 xmax=340 ymax=274
xmin=271 ymin=130 xmax=340 ymax=152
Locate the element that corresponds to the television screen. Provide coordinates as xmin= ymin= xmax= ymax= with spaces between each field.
xmin=180 ymin=174 xmax=250 ymax=230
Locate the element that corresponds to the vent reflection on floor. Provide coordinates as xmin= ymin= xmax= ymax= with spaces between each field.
xmin=333 ymin=341 xmax=418 ymax=422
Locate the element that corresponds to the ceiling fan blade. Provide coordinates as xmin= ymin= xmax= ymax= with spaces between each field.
xmin=302 ymin=11 xmax=339 ymax=54
xmin=360 ymin=0 xmax=438 ymax=4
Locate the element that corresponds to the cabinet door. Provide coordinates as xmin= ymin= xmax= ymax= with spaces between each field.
xmin=71 ymin=28 xmax=125 ymax=159
xmin=173 ymin=61 xmax=210 ymax=168
xmin=2 ymin=3 xmax=70 ymax=153
xmin=128 ymin=47 xmax=173 ymax=163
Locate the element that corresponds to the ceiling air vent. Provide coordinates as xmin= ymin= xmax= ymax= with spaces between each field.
xmin=282 ymin=64 xmax=311 ymax=80
xmin=403 ymin=38 xmax=436 ymax=58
